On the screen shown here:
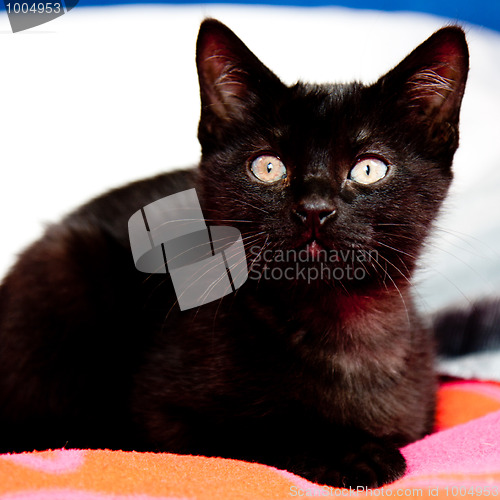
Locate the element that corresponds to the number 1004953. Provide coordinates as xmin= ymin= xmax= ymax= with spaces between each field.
xmin=5 ymin=2 xmax=62 ymax=14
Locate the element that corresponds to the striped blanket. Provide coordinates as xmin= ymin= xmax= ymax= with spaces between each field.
xmin=0 ymin=380 xmax=499 ymax=499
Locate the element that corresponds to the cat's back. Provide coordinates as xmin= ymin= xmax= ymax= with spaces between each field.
xmin=0 ymin=167 xmax=197 ymax=452
xmin=67 ymin=167 xmax=198 ymax=244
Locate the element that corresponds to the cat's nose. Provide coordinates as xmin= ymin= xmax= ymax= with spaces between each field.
xmin=293 ymin=200 xmax=336 ymax=227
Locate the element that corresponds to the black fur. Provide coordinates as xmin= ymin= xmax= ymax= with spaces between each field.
xmin=0 ymin=20 xmax=469 ymax=487
xmin=434 ymin=298 xmax=500 ymax=357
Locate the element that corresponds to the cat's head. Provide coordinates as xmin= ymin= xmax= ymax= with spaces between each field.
xmin=195 ymin=19 xmax=469 ymax=290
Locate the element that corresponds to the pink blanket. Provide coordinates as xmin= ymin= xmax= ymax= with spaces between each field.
xmin=1 ymin=380 xmax=499 ymax=499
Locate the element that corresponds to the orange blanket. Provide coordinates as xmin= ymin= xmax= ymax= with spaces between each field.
xmin=1 ymin=380 xmax=499 ymax=499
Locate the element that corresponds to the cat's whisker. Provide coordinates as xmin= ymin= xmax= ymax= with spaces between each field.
xmin=160 ymin=236 xmax=258 ymax=326
xmin=204 ymin=195 xmax=271 ymax=215
xmin=241 ymin=231 xmax=267 ymax=241
xmin=386 ymin=234 xmax=492 ymax=289
xmin=375 ymin=240 xmax=418 ymax=261
xmin=387 ymin=228 xmax=489 ymax=261
xmin=433 ymin=224 xmax=500 ymax=254
xmin=376 ymin=223 xmax=498 ymax=260
xmin=140 ymin=231 xmax=264 ymax=289
xmin=168 ymin=233 xmax=258 ymax=323
xmin=161 ymin=254 xmax=234 ymax=326
xmin=212 ymin=239 xmax=269 ymax=313
xmin=153 ymin=218 xmax=207 ymax=233
xmin=143 ymin=223 xmax=265 ymax=284
xmin=331 ymin=272 xmax=350 ymax=295
xmin=373 ymin=239 xmax=477 ymax=313
xmin=352 ymin=252 xmax=371 ymax=282
xmin=242 ymin=234 xmax=270 ymax=275
xmin=248 ymin=235 xmax=271 ymax=288
xmin=240 ymin=237 xmax=270 ymax=262
xmin=202 ymin=219 xmax=256 ymax=224
xmin=370 ymin=254 xmax=411 ymax=326
xmin=162 ymin=294 xmax=181 ymax=328
xmin=210 ymin=251 xmax=253 ymax=324
xmin=370 ymin=257 xmax=390 ymax=291
xmin=156 ymin=229 xmax=256 ymax=272
xmin=423 ymin=242 xmax=492 ymax=287
xmin=395 ymin=254 xmax=411 ymax=280
xmin=190 ymin=244 xmax=255 ymax=323
xmin=375 ymin=252 xmax=412 ymax=287
xmin=375 ymin=236 xmax=476 ymax=308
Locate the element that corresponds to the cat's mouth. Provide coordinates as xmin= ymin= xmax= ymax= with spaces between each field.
xmin=295 ymin=237 xmax=335 ymax=260
xmin=304 ymin=240 xmax=325 ymax=258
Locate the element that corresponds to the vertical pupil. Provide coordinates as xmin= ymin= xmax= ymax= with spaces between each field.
xmin=267 ymin=162 xmax=273 ymax=174
xmin=365 ymin=164 xmax=371 ymax=176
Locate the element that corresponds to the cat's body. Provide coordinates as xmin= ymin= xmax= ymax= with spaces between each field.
xmin=0 ymin=20 xmax=469 ymax=487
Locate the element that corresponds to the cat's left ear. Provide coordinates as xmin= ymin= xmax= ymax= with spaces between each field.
xmin=379 ymin=26 xmax=469 ymax=148
xmin=196 ymin=19 xmax=284 ymax=143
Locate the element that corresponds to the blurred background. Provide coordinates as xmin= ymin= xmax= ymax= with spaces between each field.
xmin=0 ymin=0 xmax=499 ymax=315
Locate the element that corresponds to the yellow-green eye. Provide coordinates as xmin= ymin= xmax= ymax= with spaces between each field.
xmin=250 ymin=155 xmax=287 ymax=183
xmin=349 ymin=158 xmax=388 ymax=185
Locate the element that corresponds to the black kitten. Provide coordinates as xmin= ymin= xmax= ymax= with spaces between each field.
xmin=0 ymin=20 xmax=468 ymax=488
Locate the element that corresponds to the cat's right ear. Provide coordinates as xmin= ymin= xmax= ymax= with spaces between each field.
xmin=196 ymin=19 xmax=283 ymax=143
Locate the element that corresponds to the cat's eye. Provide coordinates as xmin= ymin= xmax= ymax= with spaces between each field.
xmin=349 ymin=158 xmax=388 ymax=185
xmin=250 ymin=155 xmax=287 ymax=183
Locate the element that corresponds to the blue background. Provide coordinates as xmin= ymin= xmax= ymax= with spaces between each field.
xmin=75 ymin=0 xmax=500 ymax=33
xmin=2 ymin=0 xmax=499 ymax=33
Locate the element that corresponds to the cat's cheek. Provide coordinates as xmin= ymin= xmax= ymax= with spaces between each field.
xmin=338 ymin=182 xmax=360 ymax=205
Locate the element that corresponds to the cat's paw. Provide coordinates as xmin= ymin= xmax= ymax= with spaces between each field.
xmin=291 ymin=441 xmax=406 ymax=489
xmin=333 ymin=441 xmax=407 ymax=488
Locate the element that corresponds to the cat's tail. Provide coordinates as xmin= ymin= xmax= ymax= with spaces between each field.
xmin=432 ymin=298 xmax=500 ymax=381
